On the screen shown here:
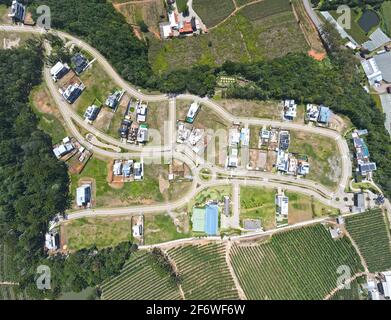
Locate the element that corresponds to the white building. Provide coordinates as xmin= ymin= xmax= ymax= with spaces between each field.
xmin=50 ymin=62 xmax=70 ymax=82
xmin=283 ymin=100 xmax=297 ymax=121
xmin=113 ymin=161 xmax=123 ymax=176
xmin=240 ymin=128 xmax=250 ymax=147
xmin=8 ymin=0 xmax=25 ymax=21
xmin=45 ymin=232 xmax=57 ymax=251
xmin=227 ymin=148 xmax=238 ymax=168
xmin=382 ymin=271 xmax=391 ymax=299
xmin=361 ymin=58 xmax=383 ymax=86
xmin=76 ymin=184 xmax=91 ymax=207
xmin=136 ymin=103 xmax=148 ymax=122
xmin=276 ymin=194 xmax=289 ymax=217
xmin=229 ymin=128 xmax=241 ymax=146
xmin=186 ymin=102 xmax=200 ymax=124
xmin=137 ymin=125 xmax=149 ymax=143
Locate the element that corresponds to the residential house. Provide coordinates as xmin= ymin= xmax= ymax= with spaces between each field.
xmin=318 ymin=105 xmax=331 ymax=124
xmin=8 ymin=0 xmax=25 ymax=22
xmin=113 ymin=161 xmax=123 ymax=176
xmin=353 ymin=192 xmax=365 ymax=213
xmin=134 ymin=162 xmax=144 ymax=181
xmin=71 ymin=53 xmax=89 ymax=75
xmin=275 ymin=193 xmax=289 ymax=217
xmin=279 ymin=131 xmax=290 ymax=151
xmin=50 ymin=61 xmax=70 ymax=82
xmin=306 ymin=104 xmax=320 ymax=122
xmin=186 ymin=102 xmax=200 ymax=123
xmin=76 ymin=184 xmax=91 ymax=207
xmin=84 ymin=104 xmax=100 ymax=123
xmin=61 ymin=83 xmax=85 ymax=104
xmin=137 ymin=124 xmax=149 ymax=144
xmin=283 ymin=100 xmax=297 ymax=121
xmin=136 ymin=103 xmax=148 ymax=122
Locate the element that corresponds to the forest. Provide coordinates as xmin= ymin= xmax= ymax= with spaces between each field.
xmin=0 ymin=41 xmax=137 ymax=299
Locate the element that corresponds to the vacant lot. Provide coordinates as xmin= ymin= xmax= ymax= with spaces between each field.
xmin=112 ymin=0 xmax=166 ymax=38
xmin=75 ymin=62 xmax=118 ymax=116
xmin=231 ymin=224 xmax=364 ymax=299
xmin=149 ymin=3 xmax=307 ymax=73
xmin=289 ymin=130 xmax=341 ymax=190
xmin=62 ymin=216 xmax=133 ymax=251
xmin=144 ymin=213 xmax=190 ymax=245
xmin=193 ymin=0 xmax=235 ymax=28
xmin=30 ymin=83 xmax=68 ymax=144
xmin=218 ymin=99 xmax=282 ymax=120
xmin=240 ymin=186 xmax=276 ymax=230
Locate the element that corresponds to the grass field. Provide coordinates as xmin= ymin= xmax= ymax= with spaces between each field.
xmin=70 ymin=158 xmax=163 ymax=208
xmin=381 ymin=1 xmax=391 ymax=36
xmin=289 ymin=130 xmax=341 ymax=190
xmin=167 ymin=243 xmax=239 ymax=299
xmin=217 ymin=99 xmax=282 ymax=120
xmin=240 ymin=186 xmax=276 ymax=230
xmin=101 ymin=251 xmax=182 ymax=300
xmin=240 ymin=187 xmax=339 ymax=229
xmin=230 ymin=224 xmax=364 ymax=299
xmin=193 ymin=0 xmax=235 ymax=28
xmin=149 ymin=1 xmax=307 ymax=74
xmin=144 ymin=213 xmax=190 ymax=245
xmin=75 ymin=63 xmax=118 ymax=116
xmin=345 ymin=210 xmax=391 ymax=273
xmin=63 ymin=216 xmax=133 ymax=251
xmin=30 ymin=84 xmax=68 ymax=144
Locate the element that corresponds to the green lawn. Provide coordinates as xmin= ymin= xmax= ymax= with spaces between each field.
xmin=75 ymin=62 xmax=118 ymax=116
xmin=70 ymin=158 xmax=163 ymax=208
xmin=144 ymin=213 xmax=190 ymax=245
xmin=381 ymin=1 xmax=391 ymax=36
xmin=64 ymin=216 xmax=133 ymax=251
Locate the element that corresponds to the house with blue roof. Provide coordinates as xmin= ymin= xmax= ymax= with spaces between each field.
xmin=318 ymin=105 xmax=331 ymax=124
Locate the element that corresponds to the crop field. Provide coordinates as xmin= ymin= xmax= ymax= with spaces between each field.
xmin=289 ymin=130 xmax=341 ymax=190
xmin=230 ymin=224 xmax=364 ymax=300
xmin=149 ymin=0 xmax=307 ymax=74
xmin=101 ymin=251 xmax=182 ymax=300
xmin=240 ymin=0 xmax=291 ymax=21
xmin=167 ymin=243 xmax=239 ymax=299
xmin=193 ymin=0 xmax=235 ymax=28
xmin=345 ymin=210 xmax=391 ymax=273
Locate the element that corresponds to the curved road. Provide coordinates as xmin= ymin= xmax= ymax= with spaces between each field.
xmin=0 ymin=24 xmax=362 ymax=220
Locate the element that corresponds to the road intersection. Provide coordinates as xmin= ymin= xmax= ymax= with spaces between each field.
xmin=1 ymin=24 xmax=386 ymax=233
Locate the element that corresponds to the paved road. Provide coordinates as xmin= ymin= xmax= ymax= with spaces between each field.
xmin=1 ymin=24 xmax=379 ymax=221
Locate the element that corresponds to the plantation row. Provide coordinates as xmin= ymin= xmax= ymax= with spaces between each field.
xmin=167 ymin=243 xmax=239 ymax=300
xmin=345 ymin=210 xmax=391 ymax=272
xmin=230 ymin=224 xmax=364 ymax=300
xmin=101 ymin=252 xmax=181 ymax=300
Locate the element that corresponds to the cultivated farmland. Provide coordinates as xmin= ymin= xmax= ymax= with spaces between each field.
xmin=101 ymin=251 xmax=182 ymax=300
xmin=193 ymin=0 xmax=235 ymax=28
xmin=167 ymin=243 xmax=239 ymax=300
xmin=330 ymin=276 xmax=366 ymax=300
xmin=230 ymin=224 xmax=364 ymax=299
xmin=345 ymin=210 xmax=391 ymax=273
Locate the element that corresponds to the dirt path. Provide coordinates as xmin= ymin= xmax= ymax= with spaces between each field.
xmin=113 ymin=0 xmax=156 ymax=8
xmin=225 ymin=242 xmax=247 ymax=300
xmin=209 ymin=0 xmax=264 ymax=31
xmin=0 ymin=282 xmax=19 ymax=285
xmin=344 ymin=229 xmax=369 ymax=273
